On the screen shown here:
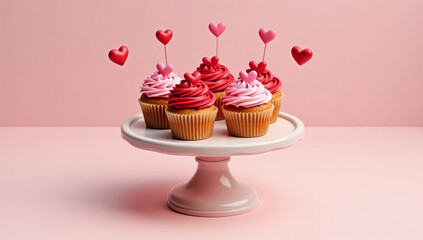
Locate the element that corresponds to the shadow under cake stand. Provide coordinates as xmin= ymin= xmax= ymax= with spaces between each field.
xmin=121 ymin=112 xmax=304 ymax=217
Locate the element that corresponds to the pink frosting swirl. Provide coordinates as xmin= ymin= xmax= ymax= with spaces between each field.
xmin=223 ymin=79 xmax=272 ymax=108
xmin=140 ymin=71 xmax=182 ymax=98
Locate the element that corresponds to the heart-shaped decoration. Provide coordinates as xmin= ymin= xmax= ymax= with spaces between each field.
xmin=184 ymin=72 xmax=201 ymax=85
xmin=156 ymin=62 xmax=174 ymax=77
xmin=239 ymin=70 xmax=257 ymax=85
xmin=249 ymin=60 xmax=267 ymax=73
xmin=259 ymin=28 xmax=276 ymax=44
xmin=208 ymin=22 xmax=226 ymax=37
xmin=291 ymin=46 xmax=313 ymax=66
xmin=156 ymin=29 xmax=173 ymax=45
xmin=108 ymin=45 xmax=129 ymax=66
xmin=202 ymin=56 xmax=219 ymax=67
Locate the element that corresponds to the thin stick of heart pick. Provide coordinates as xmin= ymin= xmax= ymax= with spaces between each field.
xmin=209 ymin=22 xmax=226 ymax=57
xmin=259 ymin=28 xmax=276 ymax=61
xmin=156 ymin=29 xmax=173 ymax=65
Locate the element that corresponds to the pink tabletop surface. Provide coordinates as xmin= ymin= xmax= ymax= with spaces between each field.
xmin=0 ymin=127 xmax=422 ymax=239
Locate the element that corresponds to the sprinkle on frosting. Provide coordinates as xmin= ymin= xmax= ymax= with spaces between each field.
xmin=167 ymin=74 xmax=216 ymax=109
xmin=246 ymin=61 xmax=282 ymax=94
xmin=223 ymin=71 xmax=272 ymax=108
xmin=140 ymin=71 xmax=182 ymax=98
xmin=197 ymin=56 xmax=235 ymax=92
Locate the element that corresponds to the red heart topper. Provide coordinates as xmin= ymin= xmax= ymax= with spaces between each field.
xmin=291 ymin=46 xmax=313 ymax=66
xmin=202 ymin=56 xmax=219 ymax=67
xmin=184 ymin=72 xmax=201 ymax=85
xmin=249 ymin=60 xmax=267 ymax=73
xmin=108 ymin=45 xmax=129 ymax=66
xmin=156 ymin=29 xmax=173 ymax=45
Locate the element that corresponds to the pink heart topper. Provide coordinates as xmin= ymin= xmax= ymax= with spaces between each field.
xmin=259 ymin=28 xmax=276 ymax=44
xmin=239 ymin=70 xmax=257 ymax=85
xmin=209 ymin=22 xmax=226 ymax=37
xmin=156 ymin=62 xmax=174 ymax=77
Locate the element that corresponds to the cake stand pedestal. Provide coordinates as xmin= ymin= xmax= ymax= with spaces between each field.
xmin=121 ymin=112 xmax=304 ymax=217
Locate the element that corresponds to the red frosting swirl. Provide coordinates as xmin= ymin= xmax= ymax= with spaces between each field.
xmin=167 ymin=80 xmax=216 ymax=109
xmin=197 ymin=61 xmax=235 ymax=92
xmin=246 ymin=68 xmax=282 ymax=94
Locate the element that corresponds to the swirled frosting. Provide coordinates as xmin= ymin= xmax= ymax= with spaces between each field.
xmin=140 ymin=71 xmax=182 ymax=98
xmin=223 ymin=79 xmax=272 ymax=108
xmin=167 ymin=80 xmax=216 ymax=109
xmin=246 ymin=69 xmax=282 ymax=94
xmin=197 ymin=59 xmax=235 ymax=92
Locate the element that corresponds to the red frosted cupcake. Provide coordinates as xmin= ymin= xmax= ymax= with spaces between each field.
xmin=196 ymin=56 xmax=235 ymax=121
xmin=165 ymin=72 xmax=217 ymax=140
xmin=247 ymin=60 xmax=283 ymax=123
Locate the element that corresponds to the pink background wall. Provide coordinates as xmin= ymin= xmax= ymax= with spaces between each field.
xmin=1 ymin=0 xmax=422 ymax=126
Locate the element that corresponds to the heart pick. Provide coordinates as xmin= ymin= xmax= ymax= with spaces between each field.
xmin=156 ymin=62 xmax=174 ymax=77
xmin=156 ymin=29 xmax=173 ymax=45
xmin=239 ymin=70 xmax=257 ymax=85
xmin=184 ymin=72 xmax=201 ymax=85
xmin=108 ymin=45 xmax=129 ymax=66
xmin=209 ymin=22 xmax=226 ymax=37
xmin=259 ymin=28 xmax=276 ymax=44
xmin=291 ymin=46 xmax=313 ymax=65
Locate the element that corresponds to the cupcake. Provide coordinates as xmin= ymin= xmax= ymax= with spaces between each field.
xmin=222 ymin=70 xmax=274 ymax=138
xmin=165 ymin=71 xmax=217 ymax=140
xmin=139 ymin=63 xmax=181 ymax=129
xmin=247 ymin=60 xmax=283 ymax=123
xmin=196 ymin=56 xmax=235 ymax=121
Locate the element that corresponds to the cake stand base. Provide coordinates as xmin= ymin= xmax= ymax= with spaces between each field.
xmin=122 ymin=112 xmax=305 ymax=217
xmin=167 ymin=156 xmax=259 ymax=217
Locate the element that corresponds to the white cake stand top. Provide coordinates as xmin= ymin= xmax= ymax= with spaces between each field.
xmin=121 ymin=112 xmax=305 ymax=157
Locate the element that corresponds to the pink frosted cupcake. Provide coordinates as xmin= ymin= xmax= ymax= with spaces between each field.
xmin=222 ymin=70 xmax=274 ymax=138
xmin=139 ymin=63 xmax=182 ymax=129
xmin=247 ymin=60 xmax=283 ymax=123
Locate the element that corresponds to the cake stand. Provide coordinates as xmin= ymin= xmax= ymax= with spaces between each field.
xmin=121 ymin=112 xmax=304 ymax=217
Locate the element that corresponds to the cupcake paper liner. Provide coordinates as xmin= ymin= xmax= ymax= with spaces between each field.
xmin=215 ymin=95 xmax=224 ymax=121
xmin=270 ymin=93 xmax=284 ymax=124
xmin=165 ymin=108 xmax=217 ymax=140
xmin=138 ymin=99 xmax=169 ymax=129
xmin=222 ymin=105 xmax=274 ymax=138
